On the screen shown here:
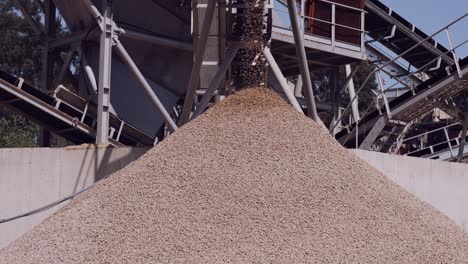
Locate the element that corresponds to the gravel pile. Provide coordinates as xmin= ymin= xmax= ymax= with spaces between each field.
xmin=2 ymin=88 xmax=468 ymax=263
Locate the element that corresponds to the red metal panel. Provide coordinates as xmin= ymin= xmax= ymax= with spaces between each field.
xmin=307 ymin=0 xmax=363 ymax=46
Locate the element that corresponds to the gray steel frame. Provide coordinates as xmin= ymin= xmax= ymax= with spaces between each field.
xmin=95 ymin=0 xmax=113 ymax=144
xmin=264 ymin=47 xmax=303 ymax=113
xmin=286 ymin=0 xmax=319 ymax=122
xmin=178 ymin=0 xmax=217 ymax=126
xmin=192 ymin=42 xmax=241 ymax=119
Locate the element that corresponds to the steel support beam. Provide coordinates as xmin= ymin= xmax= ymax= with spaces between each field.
xmin=96 ymin=0 xmax=113 ymax=144
xmin=294 ymin=75 xmax=303 ymax=97
xmin=286 ymin=0 xmax=319 ymax=122
xmin=457 ymin=112 xmax=468 ymax=162
xmin=178 ymin=0 xmax=216 ymax=125
xmin=81 ymin=0 xmax=104 ymax=29
xmin=121 ymin=29 xmax=193 ymax=52
xmin=48 ymin=29 xmax=94 ymax=50
xmin=192 ymin=42 xmax=240 ymax=119
xmin=33 ymin=0 xmax=45 ymax=11
xmin=40 ymin=0 xmax=56 ymax=91
xmin=376 ymin=71 xmax=392 ymax=119
xmin=54 ymin=46 xmax=78 ymax=89
xmin=391 ymin=65 xmax=468 ymax=117
xmin=359 ymin=115 xmax=387 ymax=150
xmin=264 ymin=47 xmax=303 ymax=113
xmin=330 ymin=68 xmax=341 ymax=135
xmin=115 ymin=42 xmax=178 ymax=132
xmin=345 ymin=64 xmax=360 ymax=122
xmin=12 ymin=0 xmax=44 ymax=36
xmin=277 ymin=53 xmax=333 ymax=67
xmin=39 ymin=0 xmax=56 ymax=147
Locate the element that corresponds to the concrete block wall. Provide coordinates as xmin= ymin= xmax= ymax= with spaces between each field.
xmin=0 ymin=146 xmax=148 ymax=248
xmin=353 ymin=149 xmax=468 ymax=232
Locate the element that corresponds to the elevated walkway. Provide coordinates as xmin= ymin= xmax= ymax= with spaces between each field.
xmin=271 ymin=0 xmax=367 ymax=76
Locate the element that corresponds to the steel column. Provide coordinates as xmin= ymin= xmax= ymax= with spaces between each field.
xmin=264 ymin=47 xmax=303 ymax=113
xmin=331 ymin=68 xmax=340 ymax=128
xmin=178 ymin=0 xmax=217 ymax=125
xmin=41 ymin=0 xmax=56 ymax=91
xmin=359 ymin=115 xmax=387 ymax=150
xmin=300 ymin=0 xmax=305 ymax=32
xmin=96 ymin=0 xmax=113 ymax=144
xmin=443 ymin=128 xmax=455 ymax=158
xmin=294 ymin=75 xmax=303 ymax=97
xmin=376 ymin=71 xmax=391 ymax=118
xmin=286 ymin=0 xmax=319 ymax=122
xmin=39 ymin=0 xmax=56 ymax=147
xmin=192 ymin=42 xmax=240 ymax=119
xmin=457 ymin=113 xmax=468 ymax=162
xmin=115 ymin=42 xmax=178 ymax=132
xmin=345 ymin=64 xmax=360 ymax=122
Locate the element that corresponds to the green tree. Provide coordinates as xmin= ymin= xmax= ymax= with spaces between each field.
xmin=339 ymin=62 xmax=378 ymax=114
xmin=0 ymin=0 xmax=42 ymax=147
xmin=0 ymin=0 xmax=68 ymax=147
xmin=311 ymin=62 xmax=378 ymax=126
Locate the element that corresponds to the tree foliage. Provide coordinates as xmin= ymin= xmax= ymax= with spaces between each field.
xmin=0 ymin=0 xmax=68 ymax=147
xmin=0 ymin=0 xmax=43 ymax=85
xmin=311 ymin=62 xmax=378 ymax=126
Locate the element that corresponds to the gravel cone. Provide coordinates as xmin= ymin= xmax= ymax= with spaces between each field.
xmin=1 ymin=88 xmax=468 ymax=263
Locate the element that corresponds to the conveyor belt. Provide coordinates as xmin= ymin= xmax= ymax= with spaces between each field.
xmin=0 ymin=70 xmax=155 ymax=146
xmin=365 ymin=0 xmax=455 ymax=78
xmin=337 ymin=57 xmax=468 ymax=146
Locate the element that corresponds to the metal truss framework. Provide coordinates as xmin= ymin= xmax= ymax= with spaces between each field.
xmin=2 ymin=0 xmax=467 ymax=161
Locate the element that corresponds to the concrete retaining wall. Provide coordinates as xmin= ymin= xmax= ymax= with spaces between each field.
xmin=1 ymin=147 xmax=468 ymax=249
xmin=0 ymin=146 xmax=148 ymax=248
xmin=353 ymin=149 xmax=468 ymax=232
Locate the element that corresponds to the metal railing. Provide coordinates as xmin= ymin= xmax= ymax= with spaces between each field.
xmin=388 ymin=122 xmax=466 ymax=158
xmin=273 ymin=0 xmax=367 ymax=52
xmin=332 ymin=12 xmax=468 ymax=140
